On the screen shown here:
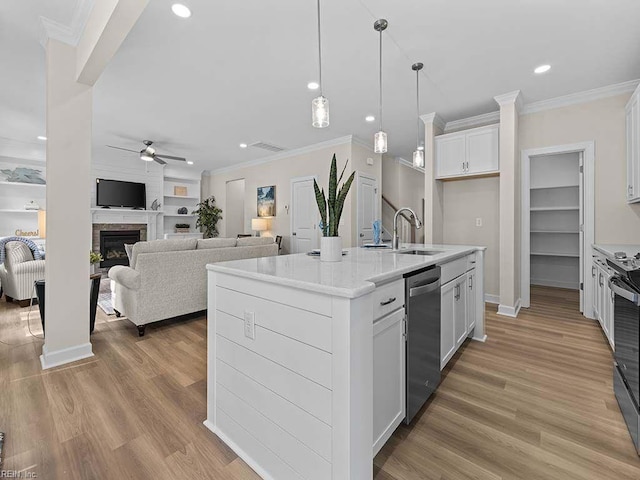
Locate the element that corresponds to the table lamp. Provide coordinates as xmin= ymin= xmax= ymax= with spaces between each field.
xmin=38 ymin=210 xmax=46 ymax=239
xmin=251 ymin=218 xmax=268 ymax=237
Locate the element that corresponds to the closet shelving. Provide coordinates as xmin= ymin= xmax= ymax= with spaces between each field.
xmin=529 ymin=153 xmax=581 ymax=289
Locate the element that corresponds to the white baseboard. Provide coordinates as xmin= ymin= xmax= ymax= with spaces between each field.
xmin=40 ymin=342 xmax=93 ymax=370
xmin=497 ymin=298 xmax=522 ymax=318
xmin=472 ymin=334 xmax=488 ymax=342
xmin=203 ymin=420 xmax=274 ymax=480
xmin=484 ymin=294 xmax=500 ymax=304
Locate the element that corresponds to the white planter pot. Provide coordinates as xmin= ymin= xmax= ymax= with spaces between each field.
xmin=90 ymin=263 xmax=96 ymax=274
xmin=321 ymin=236 xmax=342 ymax=262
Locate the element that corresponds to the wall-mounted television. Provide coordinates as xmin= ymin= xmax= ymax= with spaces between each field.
xmin=96 ymin=178 xmax=146 ymax=209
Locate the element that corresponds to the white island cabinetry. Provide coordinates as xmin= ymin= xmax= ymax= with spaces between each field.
xmin=206 ymin=245 xmax=485 ymax=480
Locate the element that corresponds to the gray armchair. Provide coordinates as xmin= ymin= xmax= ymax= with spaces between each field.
xmin=0 ymin=241 xmax=45 ymax=307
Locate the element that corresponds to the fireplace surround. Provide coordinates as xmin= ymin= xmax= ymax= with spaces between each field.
xmin=99 ymin=230 xmax=140 ymax=267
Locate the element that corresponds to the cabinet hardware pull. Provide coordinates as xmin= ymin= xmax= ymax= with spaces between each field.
xmin=380 ymin=297 xmax=396 ymax=306
xmin=599 ymin=273 xmax=603 ymax=287
xmin=592 ymin=266 xmax=596 ymax=277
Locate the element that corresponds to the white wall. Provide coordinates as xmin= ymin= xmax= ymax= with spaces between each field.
xmin=442 ymin=177 xmax=500 ymax=296
xmin=381 ymin=157 xmax=425 ymax=244
xmin=206 ymin=137 xmax=382 ymax=253
xmin=520 ymin=92 xmax=640 ymax=243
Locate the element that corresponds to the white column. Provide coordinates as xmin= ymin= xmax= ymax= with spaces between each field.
xmin=421 ymin=113 xmax=445 ymax=244
xmin=494 ymin=91 xmax=522 ymax=317
xmin=41 ymin=39 xmax=94 ymax=369
xmin=41 ymin=0 xmax=149 ymax=369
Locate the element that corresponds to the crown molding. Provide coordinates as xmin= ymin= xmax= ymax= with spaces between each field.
xmin=444 ymin=111 xmax=500 ymax=133
xmin=210 ymin=135 xmax=354 ymax=175
xmin=396 ymin=156 xmax=425 ymax=173
xmin=351 ymin=135 xmax=377 ymax=153
xmin=521 ymin=79 xmax=640 ymax=115
xmin=420 ymin=113 xmax=445 ymax=130
xmin=39 ymin=0 xmax=95 ymax=47
xmin=494 ymin=90 xmax=523 ymax=111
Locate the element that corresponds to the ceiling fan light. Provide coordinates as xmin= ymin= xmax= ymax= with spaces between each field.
xmin=140 ymin=153 xmax=154 ymax=162
xmin=312 ymin=95 xmax=330 ymax=128
xmin=374 ymin=131 xmax=387 ymax=154
xmin=413 ymin=149 xmax=425 ymax=168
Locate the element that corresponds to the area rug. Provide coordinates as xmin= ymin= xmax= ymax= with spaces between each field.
xmin=98 ymin=278 xmax=115 ymax=315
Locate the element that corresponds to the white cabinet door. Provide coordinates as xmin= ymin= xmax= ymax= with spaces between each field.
xmin=595 ymin=265 xmax=603 ymax=327
xmin=591 ymin=261 xmax=598 ymax=319
xmin=466 ymin=269 xmax=476 ymax=333
xmin=373 ymin=308 xmax=406 ymax=456
xmin=466 ymin=125 xmax=499 ymax=175
xmin=454 ymin=276 xmax=468 ymax=347
xmin=627 ymin=90 xmax=640 ymax=203
xmin=440 ymin=280 xmax=456 ymax=369
xmin=436 ymin=135 xmax=466 ymax=178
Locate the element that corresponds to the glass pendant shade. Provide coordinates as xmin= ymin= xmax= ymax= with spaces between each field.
xmin=374 ymin=130 xmax=387 ymax=154
xmin=413 ymin=149 xmax=425 ymax=168
xmin=312 ymin=95 xmax=329 ymax=128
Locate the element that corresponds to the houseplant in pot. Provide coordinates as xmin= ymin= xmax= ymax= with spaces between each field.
xmin=192 ymin=196 xmax=223 ymax=238
xmin=89 ymin=251 xmax=103 ymax=274
xmin=313 ymin=154 xmax=355 ymax=262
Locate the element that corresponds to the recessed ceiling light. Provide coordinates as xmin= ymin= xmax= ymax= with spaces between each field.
xmin=307 ymin=82 xmax=319 ymax=90
xmin=186 ymin=160 xmax=194 ymax=165
xmin=171 ymin=4 xmax=191 ymax=18
xmin=534 ymin=64 xmax=551 ymax=74
xmin=37 ymin=135 xmax=47 ymax=141
xmin=365 ymin=115 xmax=375 ymax=122
xmin=239 ymin=143 xmax=248 ymax=149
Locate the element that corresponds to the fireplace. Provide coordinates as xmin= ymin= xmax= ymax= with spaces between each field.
xmin=99 ymin=230 xmax=140 ymax=267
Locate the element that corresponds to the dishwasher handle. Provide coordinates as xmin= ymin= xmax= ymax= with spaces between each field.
xmin=409 ymin=278 xmax=441 ymax=297
xmin=610 ymin=276 xmax=640 ymax=306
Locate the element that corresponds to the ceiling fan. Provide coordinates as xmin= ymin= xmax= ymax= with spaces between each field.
xmin=106 ymin=140 xmax=191 ymax=165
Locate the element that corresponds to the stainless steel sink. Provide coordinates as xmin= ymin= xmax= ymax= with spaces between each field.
xmin=395 ymin=249 xmax=444 ymax=256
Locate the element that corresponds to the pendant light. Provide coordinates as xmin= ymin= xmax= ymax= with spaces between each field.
xmin=373 ymin=19 xmax=388 ymax=153
xmin=412 ymin=62 xmax=425 ymax=168
xmin=312 ymin=0 xmax=329 ymax=128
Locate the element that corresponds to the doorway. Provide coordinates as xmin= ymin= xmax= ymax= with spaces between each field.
xmin=356 ymin=173 xmax=378 ymax=246
xmin=225 ymin=178 xmax=245 ymax=237
xmin=521 ymin=142 xmax=595 ymax=316
xmin=290 ymin=176 xmax=320 ymax=253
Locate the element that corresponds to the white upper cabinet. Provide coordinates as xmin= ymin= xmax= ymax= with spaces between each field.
xmin=626 ymin=86 xmax=640 ymax=203
xmin=435 ymin=124 xmax=499 ymax=179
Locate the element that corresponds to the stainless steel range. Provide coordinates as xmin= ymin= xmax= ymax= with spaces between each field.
xmin=608 ymin=252 xmax=640 ymax=454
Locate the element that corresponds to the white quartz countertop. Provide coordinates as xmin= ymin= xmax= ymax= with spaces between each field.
xmin=207 ymin=244 xmax=485 ymax=299
xmin=593 ymin=244 xmax=640 ymax=259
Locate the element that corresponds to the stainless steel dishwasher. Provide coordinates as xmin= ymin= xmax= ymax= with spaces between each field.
xmin=404 ymin=265 xmax=441 ymax=424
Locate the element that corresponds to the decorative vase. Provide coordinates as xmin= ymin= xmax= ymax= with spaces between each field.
xmin=320 ymin=236 xmax=342 ymax=262
xmin=90 ymin=263 xmax=96 ymax=274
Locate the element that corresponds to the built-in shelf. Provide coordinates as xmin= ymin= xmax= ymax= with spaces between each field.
xmin=163 ymin=214 xmax=196 ymax=218
xmin=164 ymin=176 xmax=199 ymax=183
xmin=530 ymin=230 xmax=579 ymax=234
xmin=0 ymin=209 xmax=39 ymax=213
xmin=530 ymin=206 xmax=579 ymax=212
xmin=163 ymin=195 xmax=199 ymax=200
xmin=90 ymin=208 xmax=162 ymax=213
xmin=531 ymin=251 xmax=580 ymax=258
xmin=0 ymin=181 xmax=45 ymax=188
xmin=530 ymin=184 xmax=579 ymax=190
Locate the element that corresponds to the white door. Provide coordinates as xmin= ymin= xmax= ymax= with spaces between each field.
xmin=357 ymin=174 xmax=378 ymax=246
xmin=436 ymin=134 xmax=465 ymax=178
xmin=579 ymin=152 xmax=584 ymax=312
xmin=440 ymin=280 xmax=456 ymax=369
xmin=454 ymin=276 xmax=468 ymax=347
xmin=466 ymin=270 xmax=476 ymax=333
xmin=225 ymin=178 xmax=245 ymax=237
xmin=291 ymin=177 xmax=319 ymax=253
xmin=466 ymin=125 xmax=499 ymax=174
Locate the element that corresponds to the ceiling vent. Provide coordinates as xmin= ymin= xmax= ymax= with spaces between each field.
xmin=250 ymin=141 xmax=286 ymax=153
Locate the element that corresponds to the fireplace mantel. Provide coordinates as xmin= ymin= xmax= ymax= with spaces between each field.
xmin=91 ymin=208 xmax=160 ymax=240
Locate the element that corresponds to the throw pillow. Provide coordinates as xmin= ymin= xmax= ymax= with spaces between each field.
xmin=124 ymin=244 xmax=133 ymax=264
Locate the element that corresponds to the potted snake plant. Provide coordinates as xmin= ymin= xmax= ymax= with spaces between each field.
xmin=313 ymin=154 xmax=355 ymax=262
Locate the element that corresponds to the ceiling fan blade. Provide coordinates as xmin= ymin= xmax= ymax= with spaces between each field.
xmin=155 ymin=154 xmax=186 ymax=162
xmin=106 ymin=145 xmax=140 ymax=153
xmin=154 ymin=157 xmax=167 ymax=165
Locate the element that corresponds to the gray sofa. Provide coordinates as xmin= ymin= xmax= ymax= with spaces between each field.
xmin=108 ymin=236 xmax=278 ymax=336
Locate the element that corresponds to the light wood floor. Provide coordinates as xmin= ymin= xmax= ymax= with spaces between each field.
xmin=1 ymin=286 xmax=639 ymax=479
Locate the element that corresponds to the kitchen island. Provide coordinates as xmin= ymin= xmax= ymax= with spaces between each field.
xmin=205 ymin=244 xmax=486 ymax=480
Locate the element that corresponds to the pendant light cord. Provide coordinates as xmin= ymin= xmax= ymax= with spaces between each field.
xmin=317 ymin=0 xmax=323 ymax=96
xmin=379 ymin=28 xmax=383 ymax=131
xmin=416 ymin=69 xmax=420 ymax=148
